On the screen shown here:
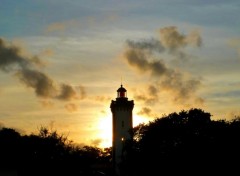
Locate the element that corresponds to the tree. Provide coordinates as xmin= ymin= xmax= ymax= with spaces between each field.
xmin=0 ymin=128 xmax=21 ymax=169
xmin=125 ymin=108 xmax=240 ymax=176
xmin=0 ymin=126 xmax=113 ymax=176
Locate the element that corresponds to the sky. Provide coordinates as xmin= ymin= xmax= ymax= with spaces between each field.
xmin=0 ymin=0 xmax=240 ymax=148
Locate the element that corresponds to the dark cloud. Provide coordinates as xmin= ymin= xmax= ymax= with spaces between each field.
xmin=137 ymin=107 xmax=154 ymax=117
xmin=124 ymin=49 xmax=168 ymax=76
xmin=127 ymin=38 xmax=164 ymax=53
xmin=124 ymin=26 xmax=203 ymax=105
xmin=58 ymin=84 xmax=77 ymax=101
xmin=126 ymin=26 xmax=202 ymax=61
xmin=134 ymin=85 xmax=159 ymax=105
xmin=160 ymin=71 xmax=202 ymax=103
xmin=159 ymin=26 xmax=202 ymax=51
xmin=17 ymin=69 xmax=57 ymax=98
xmin=148 ymin=85 xmax=158 ymax=97
xmin=0 ymin=37 xmax=83 ymax=103
xmin=159 ymin=26 xmax=202 ymax=60
xmin=124 ymin=49 xmax=149 ymax=73
xmin=134 ymin=94 xmax=158 ymax=105
xmin=0 ymin=38 xmax=32 ymax=71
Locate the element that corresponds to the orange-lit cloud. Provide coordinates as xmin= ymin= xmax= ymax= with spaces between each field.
xmin=94 ymin=95 xmax=111 ymax=102
xmin=90 ymin=138 xmax=102 ymax=147
xmin=40 ymin=100 xmax=55 ymax=108
xmin=137 ymin=107 xmax=154 ymax=117
xmin=78 ymin=86 xmax=87 ymax=100
xmin=45 ymin=20 xmax=79 ymax=33
xmin=64 ymin=103 xmax=78 ymax=112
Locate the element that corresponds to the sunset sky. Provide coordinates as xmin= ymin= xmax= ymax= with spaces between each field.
xmin=0 ymin=0 xmax=240 ymax=148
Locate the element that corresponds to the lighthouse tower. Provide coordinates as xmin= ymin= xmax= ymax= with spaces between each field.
xmin=110 ymin=84 xmax=134 ymax=176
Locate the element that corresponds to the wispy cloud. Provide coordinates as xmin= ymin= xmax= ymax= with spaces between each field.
xmin=44 ymin=20 xmax=79 ymax=34
xmin=64 ymin=103 xmax=79 ymax=113
xmin=228 ymin=38 xmax=240 ymax=60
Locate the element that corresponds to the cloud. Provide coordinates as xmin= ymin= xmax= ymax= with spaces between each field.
xmin=64 ymin=103 xmax=78 ymax=113
xmin=134 ymin=85 xmax=159 ymax=105
xmin=148 ymin=85 xmax=158 ymax=97
xmin=228 ymin=38 xmax=240 ymax=60
xmin=39 ymin=49 xmax=54 ymax=58
xmin=17 ymin=69 xmax=57 ymax=98
xmin=124 ymin=48 xmax=168 ymax=76
xmin=90 ymin=138 xmax=102 ymax=147
xmin=124 ymin=26 xmax=203 ymax=105
xmin=57 ymin=84 xmax=77 ymax=101
xmin=40 ymin=100 xmax=55 ymax=108
xmin=159 ymin=71 xmax=202 ymax=103
xmin=126 ymin=38 xmax=165 ymax=53
xmin=126 ymin=26 xmax=202 ymax=61
xmin=159 ymin=26 xmax=202 ymax=51
xmin=94 ymin=95 xmax=111 ymax=102
xmin=0 ymin=37 xmax=83 ymax=103
xmin=159 ymin=27 xmax=202 ymax=60
xmin=137 ymin=107 xmax=154 ymax=117
xmin=44 ymin=20 xmax=79 ymax=34
xmin=0 ymin=38 xmax=41 ymax=72
xmin=78 ymin=86 xmax=87 ymax=100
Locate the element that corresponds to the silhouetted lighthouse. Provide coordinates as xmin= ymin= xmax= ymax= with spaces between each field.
xmin=110 ymin=84 xmax=134 ymax=176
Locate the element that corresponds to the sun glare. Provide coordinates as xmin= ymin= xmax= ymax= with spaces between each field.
xmin=133 ymin=114 xmax=150 ymax=127
xmin=97 ymin=114 xmax=112 ymax=148
xmin=97 ymin=113 xmax=150 ymax=148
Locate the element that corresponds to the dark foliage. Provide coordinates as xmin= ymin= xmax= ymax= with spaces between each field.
xmin=124 ymin=108 xmax=240 ymax=175
xmin=1 ymin=108 xmax=240 ymax=176
xmin=0 ymin=126 xmax=112 ymax=176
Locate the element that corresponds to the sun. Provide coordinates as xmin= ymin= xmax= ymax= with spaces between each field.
xmin=133 ymin=114 xmax=150 ymax=127
xmin=97 ymin=113 xmax=112 ymax=148
xmin=96 ymin=112 xmax=150 ymax=148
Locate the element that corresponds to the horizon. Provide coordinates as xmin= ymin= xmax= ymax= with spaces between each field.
xmin=0 ymin=0 xmax=240 ymax=148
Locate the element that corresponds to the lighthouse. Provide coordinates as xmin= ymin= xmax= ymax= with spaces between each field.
xmin=110 ymin=84 xmax=134 ymax=176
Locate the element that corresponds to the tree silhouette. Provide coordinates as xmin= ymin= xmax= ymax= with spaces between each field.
xmin=124 ymin=108 xmax=240 ymax=175
xmin=0 ymin=126 xmax=112 ymax=176
xmin=1 ymin=109 xmax=240 ymax=176
xmin=0 ymin=128 xmax=21 ymax=170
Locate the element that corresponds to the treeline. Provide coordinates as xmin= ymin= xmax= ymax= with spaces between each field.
xmin=124 ymin=108 xmax=240 ymax=175
xmin=1 ymin=108 xmax=240 ymax=176
xmin=0 ymin=127 xmax=112 ymax=176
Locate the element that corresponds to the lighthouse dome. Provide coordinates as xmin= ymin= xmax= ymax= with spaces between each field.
xmin=117 ymin=85 xmax=127 ymax=98
xmin=117 ymin=85 xmax=126 ymax=92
